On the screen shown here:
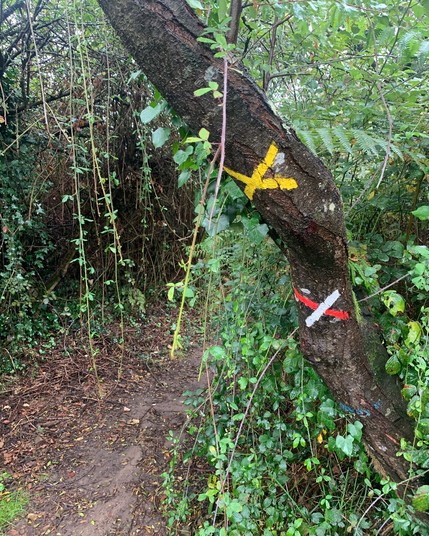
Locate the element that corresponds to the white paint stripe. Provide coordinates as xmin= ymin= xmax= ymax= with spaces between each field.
xmin=305 ymin=290 xmax=340 ymax=327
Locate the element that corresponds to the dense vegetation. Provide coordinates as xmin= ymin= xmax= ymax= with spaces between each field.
xmin=0 ymin=0 xmax=196 ymax=370
xmin=1 ymin=0 xmax=428 ymax=534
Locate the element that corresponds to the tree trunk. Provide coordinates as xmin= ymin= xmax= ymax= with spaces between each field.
xmin=97 ymin=0 xmax=418 ymax=491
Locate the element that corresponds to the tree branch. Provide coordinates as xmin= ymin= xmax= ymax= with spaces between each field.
xmin=12 ymin=89 xmax=70 ymax=114
xmin=262 ymin=15 xmax=278 ymax=92
xmin=226 ymin=0 xmax=242 ymax=45
xmin=0 ymin=0 xmax=25 ymax=25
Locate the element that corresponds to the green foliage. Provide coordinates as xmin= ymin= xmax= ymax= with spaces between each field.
xmin=412 ymin=204 xmax=429 ymax=221
xmin=379 ymin=246 xmax=429 ymax=454
xmin=140 ymin=101 xmax=166 ymax=124
xmin=349 ymin=241 xmax=429 ymax=494
xmin=0 ymin=0 xmax=197 ymax=373
xmin=0 ymin=472 xmax=28 ymax=532
xmin=194 ymin=82 xmax=223 ymax=99
xmin=166 ymin=280 xmax=197 ymax=307
xmin=163 ymin=215 xmax=428 ymax=534
xmin=412 ymin=485 xmax=429 ymax=513
xmin=0 ymin=134 xmax=60 ymax=370
xmin=221 ymin=0 xmax=428 ymax=242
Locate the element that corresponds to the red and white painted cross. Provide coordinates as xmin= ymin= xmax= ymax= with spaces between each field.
xmin=294 ymin=288 xmax=350 ymax=327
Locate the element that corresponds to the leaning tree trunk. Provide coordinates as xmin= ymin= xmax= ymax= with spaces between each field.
xmin=97 ymin=0 xmax=418 ymax=490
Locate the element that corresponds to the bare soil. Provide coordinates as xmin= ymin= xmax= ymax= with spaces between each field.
xmin=0 ymin=306 xmax=206 ymax=535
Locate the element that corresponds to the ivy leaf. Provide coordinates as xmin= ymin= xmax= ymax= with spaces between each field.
xmin=174 ymin=146 xmax=193 ymax=165
xmin=382 ymin=291 xmax=405 ymax=317
xmin=208 ymin=346 xmax=226 ymax=360
xmin=226 ymin=500 xmax=243 ymax=516
xmin=184 ymin=287 xmax=194 ymax=298
xmin=336 ymin=435 xmax=354 ymax=456
xmin=186 ymin=0 xmax=204 ymax=9
xmin=152 ymin=127 xmax=170 ymax=148
xmin=140 ymin=103 xmax=163 ymax=124
xmin=383 ymin=241 xmax=404 ymax=259
xmin=167 ymin=286 xmax=175 ymax=302
xmin=238 ymin=377 xmax=248 ymax=390
xmin=347 ymin=421 xmax=363 ymax=441
xmin=409 ymin=245 xmax=429 ymax=259
xmin=198 ymin=128 xmax=210 ymax=141
xmin=406 ymin=321 xmax=422 ymax=346
xmin=178 ymin=170 xmax=191 ymax=188
xmin=203 ymin=214 xmax=230 ymax=236
xmin=412 ymin=205 xmax=429 ymax=221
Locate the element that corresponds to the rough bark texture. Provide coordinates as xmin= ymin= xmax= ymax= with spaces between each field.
xmin=97 ymin=0 xmax=418 ymax=490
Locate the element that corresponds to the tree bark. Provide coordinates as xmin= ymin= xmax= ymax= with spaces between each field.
xmin=97 ymin=0 xmax=418 ymax=491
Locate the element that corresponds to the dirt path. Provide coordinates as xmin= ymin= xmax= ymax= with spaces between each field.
xmin=1 ymin=311 xmax=206 ymax=536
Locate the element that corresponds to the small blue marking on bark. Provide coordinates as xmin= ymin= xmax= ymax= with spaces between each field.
xmin=340 ymin=402 xmax=371 ymax=417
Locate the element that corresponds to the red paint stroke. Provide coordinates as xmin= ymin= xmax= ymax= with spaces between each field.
xmin=294 ymin=288 xmax=350 ymax=320
xmin=384 ymin=433 xmax=400 ymax=446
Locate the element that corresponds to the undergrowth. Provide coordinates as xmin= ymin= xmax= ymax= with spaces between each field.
xmin=162 ymin=206 xmax=429 ymax=535
xmin=0 ymin=0 xmax=196 ymax=377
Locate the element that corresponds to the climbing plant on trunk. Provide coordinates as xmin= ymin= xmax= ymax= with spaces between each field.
xmin=96 ymin=0 xmax=420 ymax=494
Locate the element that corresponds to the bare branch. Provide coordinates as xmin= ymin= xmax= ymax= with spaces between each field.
xmin=0 ymin=0 xmax=25 ymax=25
xmin=226 ymin=0 xmax=242 ymax=45
xmin=263 ymin=15 xmax=278 ymax=92
xmin=13 ymin=89 xmax=70 ymax=114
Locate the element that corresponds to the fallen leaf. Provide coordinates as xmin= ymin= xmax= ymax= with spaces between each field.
xmin=27 ymin=512 xmax=42 ymax=521
xmin=127 ymin=419 xmax=140 ymax=426
xmin=3 ymin=452 xmax=14 ymax=464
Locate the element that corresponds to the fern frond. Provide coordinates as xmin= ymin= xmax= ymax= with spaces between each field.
xmin=418 ymin=40 xmax=429 ymax=57
xmin=296 ymin=128 xmax=318 ymax=155
xmin=297 ymin=126 xmax=403 ymax=161
xmin=403 ymin=149 xmax=428 ymax=171
xmin=316 ymin=128 xmax=335 ymax=155
xmin=399 ymin=30 xmax=421 ymax=56
xmin=376 ymin=26 xmax=395 ymax=48
xmin=389 ymin=144 xmax=403 ymax=160
xmin=333 ymin=127 xmax=353 ymax=154
xmin=374 ymin=137 xmax=403 ymax=160
xmin=352 ymin=129 xmax=379 ymax=156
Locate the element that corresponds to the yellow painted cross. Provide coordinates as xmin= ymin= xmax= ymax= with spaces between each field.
xmin=224 ymin=142 xmax=298 ymax=200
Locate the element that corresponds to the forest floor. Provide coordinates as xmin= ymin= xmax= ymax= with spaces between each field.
xmin=0 ymin=305 xmax=206 ymax=535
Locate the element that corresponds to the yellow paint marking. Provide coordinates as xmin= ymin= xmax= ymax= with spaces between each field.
xmin=224 ymin=142 xmax=298 ymax=200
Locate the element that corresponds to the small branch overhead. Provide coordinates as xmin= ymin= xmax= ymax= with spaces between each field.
xmin=226 ymin=0 xmax=242 ymax=45
xmin=0 ymin=0 xmax=25 ymax=25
